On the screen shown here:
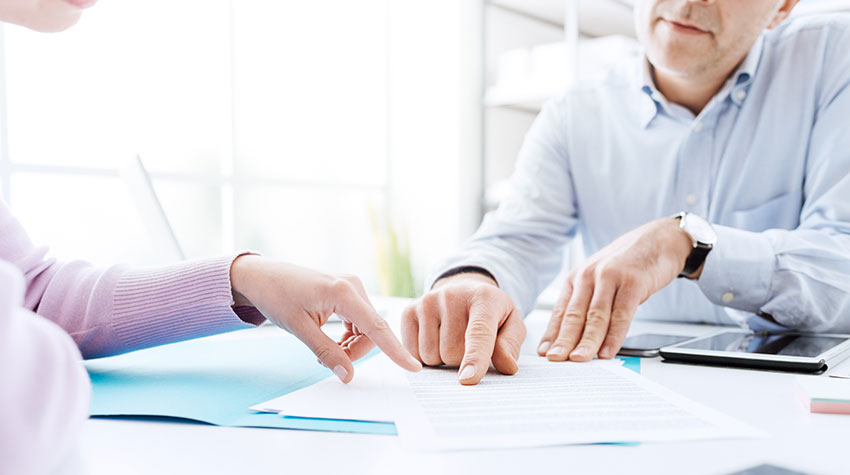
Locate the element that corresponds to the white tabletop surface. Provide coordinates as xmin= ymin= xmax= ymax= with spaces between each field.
xmin=72 ymin=297 xmax=850 ymax=475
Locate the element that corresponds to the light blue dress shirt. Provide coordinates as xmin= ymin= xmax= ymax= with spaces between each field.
xmin=436 ymin=15 xmax=850 ymax=332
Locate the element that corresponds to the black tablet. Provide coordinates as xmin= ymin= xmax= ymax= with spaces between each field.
xmin=658 ymin=330 xmax=850 ymax=373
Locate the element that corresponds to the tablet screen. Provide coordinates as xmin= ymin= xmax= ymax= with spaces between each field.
xmin=675 ymin=332 xmax=847 ymax=358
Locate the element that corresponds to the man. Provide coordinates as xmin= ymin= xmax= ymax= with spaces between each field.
xmin=402 ymin=0 xmax=850 ymax=385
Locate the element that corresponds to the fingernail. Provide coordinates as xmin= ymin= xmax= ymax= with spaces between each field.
xmin=333 ymin=365 xmax=349 ymax=382
xmin=538 ymin=341 xmax=551 ymax=354
xmin=571 ymin=347 xmax=589 ymax=359
xmin=409 ymin=356 xmax=423 ymax=370
xmin=547 ymin=346 xmax=567 ymax=360
xmin=458 ymin=365 xmax=475 ymax=381
xmin=599 ymin=347 xmax=611 ymax=358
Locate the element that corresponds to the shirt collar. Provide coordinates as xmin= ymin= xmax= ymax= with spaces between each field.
xmin=636 ymin=35 xmax=764 ymax=128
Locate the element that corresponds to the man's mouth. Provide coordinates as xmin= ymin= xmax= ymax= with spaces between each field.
xmin=661 ymin=18 xmax=711 ymax=36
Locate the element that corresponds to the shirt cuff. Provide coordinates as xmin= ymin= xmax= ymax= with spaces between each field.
xmin=428 ymin=256 xmax=534 ymax=317
xmin=697 ymin=225 xmax=776 ymax=314
xmin=431 ymin=266 xmax=498 ymax=288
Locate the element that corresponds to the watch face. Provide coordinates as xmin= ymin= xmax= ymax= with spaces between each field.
xmin=682 ymin=213 xmax=718 ymax=245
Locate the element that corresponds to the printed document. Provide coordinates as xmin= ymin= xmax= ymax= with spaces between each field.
xmin=390 ymin=358 xmax=763 ymax=450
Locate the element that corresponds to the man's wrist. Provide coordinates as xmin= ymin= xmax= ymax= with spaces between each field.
xmin=664 ymin=218 xmax=696 ymax=273
xmin=432 ymin=266 xmax=498 ymax=289
xmin=672 ymin=213 xmax=718 ymax=279
xmin=675 ymin=222 xmax=705 ymax=279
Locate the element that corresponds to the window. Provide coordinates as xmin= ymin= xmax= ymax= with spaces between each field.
xmin=0 ymin=0 xmax=394 ymax=291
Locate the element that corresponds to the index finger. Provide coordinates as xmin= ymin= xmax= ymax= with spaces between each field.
xmin=334 ymin=283 xmax=422 ymax=372
xmin=570 ymin=278 xmax=616 ymax=362
xmin=458 ymin=298 xmax=501 ymax=385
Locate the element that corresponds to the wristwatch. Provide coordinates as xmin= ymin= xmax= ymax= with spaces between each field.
xmin=674 ymin=212 xmax=717 ymax=278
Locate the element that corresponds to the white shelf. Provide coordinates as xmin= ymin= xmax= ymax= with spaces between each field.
xmin=485 ymin=35 xmax=640 ymax=112
xmin=484 ymin=88 xmax=552 ymax=112
xmin=488 ymin=0 xmax=850 ymax=37
xmin=794 ymin=0 xmax=850 ymax=15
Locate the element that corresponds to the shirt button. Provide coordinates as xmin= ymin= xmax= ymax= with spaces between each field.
xmin=686 ymin=193 xmax=698 ymax=205
xmin=734 ymin=89 xmax=747 ymax=102
xmin=722 ymin=292 xmax=735 ymax=304
xmin=693 ymin=121 xmax=703 ymax=132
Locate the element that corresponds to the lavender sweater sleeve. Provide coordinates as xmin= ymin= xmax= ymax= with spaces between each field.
xmin=0 ymin=261 xmax=90 ymax=474
xmin=0 ymin=200 xmax=266 ymax=358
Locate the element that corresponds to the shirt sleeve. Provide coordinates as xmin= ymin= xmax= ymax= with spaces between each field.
xmin=0 ymin=261 xmax=90 ymax=475
xmin=428 ymin=99 xmax=579 ymax=316
xmin=697 ymin=50 xmax=850 ymax=333
xmin=0 ymin=200 xmax=267 ymax=359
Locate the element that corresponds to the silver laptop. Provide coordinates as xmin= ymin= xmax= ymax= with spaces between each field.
xmin=119 ymin=154 xmax=185 ymax=263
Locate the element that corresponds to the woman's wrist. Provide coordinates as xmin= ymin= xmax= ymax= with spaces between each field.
xmin=230 ymin=254 xmax=261 ymax=307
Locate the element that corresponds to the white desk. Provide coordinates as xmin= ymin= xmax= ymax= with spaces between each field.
xmin=76 ymin=298 xmax=849 ymax=475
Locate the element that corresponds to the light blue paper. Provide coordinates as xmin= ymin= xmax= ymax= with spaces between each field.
xmin=616 ymin=356 xmax=641 ymax=374
xmin=86 ymin=329 xmax=392 ymax=434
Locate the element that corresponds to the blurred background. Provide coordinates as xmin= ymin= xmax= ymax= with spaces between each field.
xmin=0 ymin=0 xmax=845 ymax=299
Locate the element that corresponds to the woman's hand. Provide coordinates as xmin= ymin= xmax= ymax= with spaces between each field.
xmin=230 ymin=255 xmax=421 ymax=382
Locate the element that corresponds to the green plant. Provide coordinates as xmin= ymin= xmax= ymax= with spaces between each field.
xmin=368 ymin=205 xmax=417 ymax=298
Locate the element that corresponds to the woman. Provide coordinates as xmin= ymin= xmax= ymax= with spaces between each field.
xmin=0 ymin=1 xmax=421 ymax=473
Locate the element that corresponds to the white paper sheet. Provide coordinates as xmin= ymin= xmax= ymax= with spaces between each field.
xmin=251 ymin=356 xmax=395 ymax=422
xmin=390 ymin=358 xmax=764 ymax=450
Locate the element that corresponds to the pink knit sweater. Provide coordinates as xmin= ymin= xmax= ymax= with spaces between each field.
xmin=0 ymin=199 xmax=266 ymax=473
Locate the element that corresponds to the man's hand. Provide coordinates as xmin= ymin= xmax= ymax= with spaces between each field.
xmin=538 ymin=218 xmax=694 ymax=362
xmin=401 ymin=272 xmax=526 ymax=385
xmin=230 ymin=255 xmax=422 ymax=383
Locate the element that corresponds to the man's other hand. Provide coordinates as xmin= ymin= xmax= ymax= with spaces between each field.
xmin=538 ymin=218 xmax=694 ymax=362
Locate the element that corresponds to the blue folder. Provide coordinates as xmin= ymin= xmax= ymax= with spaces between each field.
xmin=86 ymin=329 xmax=396 ymax=434
xmin=87 ymin=328 xmax=640 ymax=435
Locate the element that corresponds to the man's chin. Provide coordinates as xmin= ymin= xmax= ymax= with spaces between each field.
xmin=647 ymin=49 xmax=711 ymax=79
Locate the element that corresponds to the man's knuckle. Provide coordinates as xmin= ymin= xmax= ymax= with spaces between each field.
xmin=465 ymin=319 xmax=493 ymax=339
xmin=401 ymin=305 xmax=416 ymax=323
xmin=596 ymin=265 xmax=619 ymax=281
xmin=606 ymin=326 xmax=628 ymax=341
xmin=562 ymin=310 xmax=585 ymax=324
xmin=610 ymin=307 xmax=632 ymax=321
xmin=579 ymin=266 xmax=596 ymax=281
xmin=421 ymin=291 xmax=442 ymax=313
xmin=586 ymin=310 xmax=609 ymax=326
xmin=470 ymin=284 xmax=496 ymax=302
xmin=620 ymin=273 xmax=639 ymax=287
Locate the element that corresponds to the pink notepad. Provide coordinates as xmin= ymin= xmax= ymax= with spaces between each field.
xmin=795 ymin=376 xmax=850 ymax=414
